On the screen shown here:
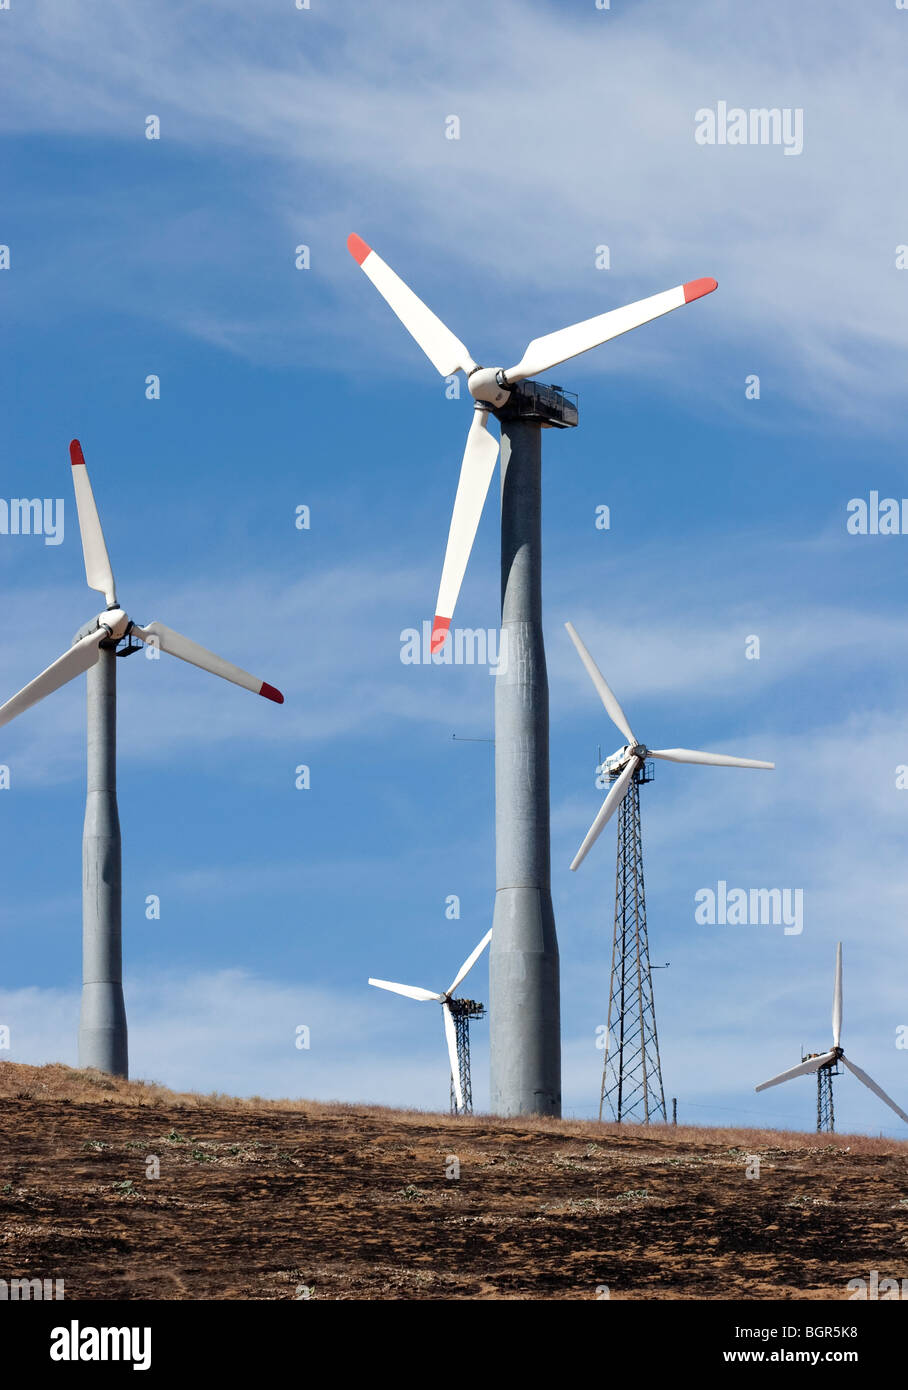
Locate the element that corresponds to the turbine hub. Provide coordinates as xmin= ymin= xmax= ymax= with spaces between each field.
xmin=98 ymin=608 xmax=130 ymax=641
xmin=467 ymin=366 xmax=511 ymax=408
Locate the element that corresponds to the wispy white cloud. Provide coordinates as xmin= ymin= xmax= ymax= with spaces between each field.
xmin=4 ymin=0 xmax=906 ymax=414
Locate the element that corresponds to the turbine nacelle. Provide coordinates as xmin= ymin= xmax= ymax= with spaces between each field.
xmin=600 ymin=743 xmax=641 ymax=775
xmin=805 ymin=1046 xmax=843 ymax=1067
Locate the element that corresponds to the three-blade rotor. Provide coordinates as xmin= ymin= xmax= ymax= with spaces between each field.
xmin=565 ymin=622 xmax=774 ymax=869
xmin=368 ymin=928 xmax=492 ymax=1113
xmin=0 ymin=441 xmax=284 ymax=731
xmin=755 ymin=943 xmax=908 ymax=1125
xmin=348 ymin=234 xmax=717 ymax=651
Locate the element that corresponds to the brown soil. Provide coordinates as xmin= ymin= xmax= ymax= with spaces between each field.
xmin=1 ymin=1062 xmax=906 ymax=1300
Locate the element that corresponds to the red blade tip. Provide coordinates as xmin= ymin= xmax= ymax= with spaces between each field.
xmin=430 ymin=617 xmax=451 ymax=653
xmin=683 ymin=277 xmax=718 ymax=303
xmin=69 ymin=439 xmax=86 ymax=466
xmin=259 ymin=682 xmax=284 ymax=704
xmin=347 ymin=233 xmax=371 ymax=265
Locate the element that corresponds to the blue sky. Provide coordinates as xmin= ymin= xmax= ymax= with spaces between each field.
xmin=2 ymin=0 xmax=908 ymax=1134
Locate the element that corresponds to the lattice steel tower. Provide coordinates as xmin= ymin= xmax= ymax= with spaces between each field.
xmin=812 ymin=1054 xmax=840 ymax=1132
xmin=449 ymin=998 xmax=485 ymax=1115
xmin=599 ymin=761 xmax=667 ymax=1124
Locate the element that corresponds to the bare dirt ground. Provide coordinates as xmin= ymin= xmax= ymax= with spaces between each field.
xmin=1 ymin=1061 xmax=906 ymax=1300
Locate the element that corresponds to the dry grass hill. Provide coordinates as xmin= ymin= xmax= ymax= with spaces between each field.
xmin=1 ymin=1061 xmax=906 ymax=1300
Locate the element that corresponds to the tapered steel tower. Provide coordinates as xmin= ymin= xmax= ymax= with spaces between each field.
xmin=489 ymin=390 xmax=575 ymax=1117
xmin=78 ymin=637 xmax=129 ymax=1075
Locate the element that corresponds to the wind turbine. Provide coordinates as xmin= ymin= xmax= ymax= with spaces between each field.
xmin=565 ymin=621 xmax=773 ymax=1123
xmin=348 ymin=232 xmax=717 ymax=1117
xmin=0 ymin=440 xmax=284 ymax=1077
xmin=566 ymin=621 xmax=774 ymax=871
xmin=756 ymin=943 xmax=908 ymax=1131
xmin=369 ymin=928 xmax=492 ymax=1114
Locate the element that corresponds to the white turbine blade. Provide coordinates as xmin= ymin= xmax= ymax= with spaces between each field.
xmin=0 ymin=628 xmax=106 ymax=729
xmin=430 ymin=410 xmax=499 ymax=653
xmin=503 ymin=278 xmax=717 ymax=384
xmin=443 ymin=1001 xmax=465 ymax=1112
xmin=570 ymin=756 xmax=639 ymax=871
xmin=755 ymin=1051 xmax=837 ymax=1092
xmin=842 ymin=1057 xmax=908 ymax=1125
xmin=130 ymin=622 xmax=283 ymax=704
xmin=832 ymin=942 xmax=843 ymax=1049
xmin=648 ymin=748 xmax=774 ymax=770
xmin=347 ymin=233 xmax=476 ymax=378
xmin=69 ymin=440 xmax=116 ymax=606
xmin=368 ymin=977 xmax=444 ymax=1003
xmin=564 ymin=622 xmax=635 ymax=744
xmin=446 ymin=928 xmax=493 ymax=998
